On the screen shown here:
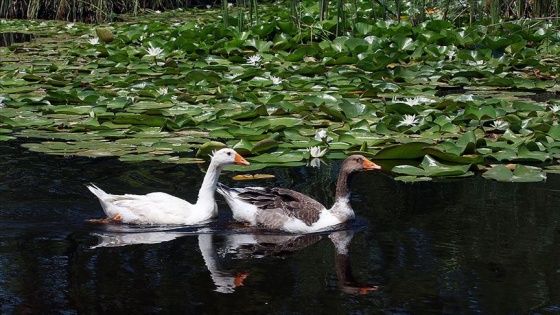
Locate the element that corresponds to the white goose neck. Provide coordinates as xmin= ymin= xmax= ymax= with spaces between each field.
xmin=195 ymin=161 xmax=223 ymax=206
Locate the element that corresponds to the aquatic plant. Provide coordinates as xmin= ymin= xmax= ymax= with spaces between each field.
xmin=0 ymin=5 xmax=559 ymax=182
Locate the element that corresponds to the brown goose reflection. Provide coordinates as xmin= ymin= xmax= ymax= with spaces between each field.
xmin=329 ymin=230 xmax=378 ymax=295
xmin=219 ymin=232 xmax=323 ymax=259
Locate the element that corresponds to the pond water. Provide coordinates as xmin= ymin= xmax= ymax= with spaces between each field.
xmin=0 ymin=33 xmax=34 ymax=46
xmin=1 ymin=140 xmax=559 ymax=314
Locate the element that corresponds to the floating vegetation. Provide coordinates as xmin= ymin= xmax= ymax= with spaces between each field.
xmin=1 ymin=4 xmax=559 ymax=182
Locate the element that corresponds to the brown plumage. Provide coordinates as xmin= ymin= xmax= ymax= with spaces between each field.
xmin=217 ymin=155 xmax=382 ymax=233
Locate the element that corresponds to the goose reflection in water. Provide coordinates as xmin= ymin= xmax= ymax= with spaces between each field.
xmin=88 ymin=226 xmax=249 ymax=293
xmin=219 ymin=228 xmax=378 ymax=295
xmin=329 ymin=230 xmax=379 ymax=295
xmin=88 ymin=226 xmax=377 ymax=295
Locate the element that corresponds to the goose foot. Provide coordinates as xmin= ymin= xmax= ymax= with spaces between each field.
xmin=87 ymin=213 xmax=123 ymax=224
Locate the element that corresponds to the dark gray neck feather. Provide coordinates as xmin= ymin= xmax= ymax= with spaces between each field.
xmin=335 ymin=167 xmax=356 ymax=200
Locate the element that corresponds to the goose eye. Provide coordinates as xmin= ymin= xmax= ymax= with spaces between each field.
xmin=227 ymin=152 xmax=231 ymax=156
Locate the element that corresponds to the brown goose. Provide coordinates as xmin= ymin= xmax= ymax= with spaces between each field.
xmin=216 ymin=155 xmax=381 ymax=233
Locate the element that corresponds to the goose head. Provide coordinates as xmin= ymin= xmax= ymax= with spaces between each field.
xmin=342 ymin=155 xmax=381 ymax=174
xmin=211 ymin=148 xmax=250 ymax=167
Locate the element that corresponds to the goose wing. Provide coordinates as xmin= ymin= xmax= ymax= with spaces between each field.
xmin=238 ymin=187 xmax=325 ymax=226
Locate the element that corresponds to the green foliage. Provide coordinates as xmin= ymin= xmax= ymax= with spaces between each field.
xmin=0 ymin=7 xmax=559 ymax=182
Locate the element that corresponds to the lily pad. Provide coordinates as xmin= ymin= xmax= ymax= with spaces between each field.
xmin=373 ymin=142 xmax=430 ymax=160
xmin=392 ymin=155 xmax=472 ymax=177
xmin=482 ymin=164 xmax=546 ymax=182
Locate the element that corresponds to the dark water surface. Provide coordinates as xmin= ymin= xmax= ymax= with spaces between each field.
xmin=1 ymin=141 xmax=560 ymax=314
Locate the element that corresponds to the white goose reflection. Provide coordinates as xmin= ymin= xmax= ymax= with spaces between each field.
xmin=89 ymin=223 xmax=200 ymax=248
xmin=89 ymin=226 xmax=248 ymax=294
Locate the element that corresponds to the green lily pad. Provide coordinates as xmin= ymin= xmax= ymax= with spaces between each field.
xmin=482 ymin=164 xmax=546 ymax=182
xmin=373 ymin=142 xmax=430 ymax=159
xmin=392 ymin=155 xmax=472 ymax=177
xmin=195 ymin=141 xmax=227 ymax=159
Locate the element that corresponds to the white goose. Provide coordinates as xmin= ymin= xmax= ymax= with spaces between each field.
xmin=87 ymin=148 xmax=250 ymax=225
xmin=217 ymin=155 xmax=381 ymax=233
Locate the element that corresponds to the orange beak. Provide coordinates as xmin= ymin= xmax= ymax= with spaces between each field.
xmin=234 ymin=153 xmax=250 ymax=166
xmin=363 ymin=158 xmax=381 ymax=170
xmin=234 ymin=272 xmax=249 ymax=287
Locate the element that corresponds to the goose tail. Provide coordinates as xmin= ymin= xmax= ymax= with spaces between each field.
xmin=216 ymin=182 xmax=232 ymax=198
xmin=87 ymin=183 xmax=110 ymax=200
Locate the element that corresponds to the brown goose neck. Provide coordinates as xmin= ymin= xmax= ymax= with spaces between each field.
xmin=334 ymin=168 xmax=353 ymax=200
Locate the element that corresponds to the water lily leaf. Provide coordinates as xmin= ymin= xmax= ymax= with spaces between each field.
xmin=394 ymin=175 xmax=432 ymax=182
xmin=549 ymin=125 xmax=560 ymax=139
xmin=483 ymin=164 xmax=546 ymax=182
xmin=385 ymin=103 xmax=418 ymax=115
xmin=227 ymin=125 xmax=265 ymax=138
xmin=373 ymin=142 xmax=429 ymax=159
xmin=45 ymin=90 xmax=83 ymax=104
xmin=392 ymin=35 xmax=415 ymax=51
xmin=392 ymin=155 xmax=471 ymax=177
xmin=195 ymin=141 xmax=227 ymax=159
xmin=319 ymin=104 xmax=346 ymax=121
xmin=244 ymin=38 xmax=272 ymax=52
xmin=517 ymin=144 xmax=551 ymax=162
xmin=251 ymin=138 xmax=278 ymax=153
xmin=391 ymin=164 xmax=429 ymax=176
xmin=339 ymin=100 xmax=366 ymax=118
xmin=422 ymin=147 xmax=483 ymax=164
xmin=294 ymin=65 xmax=328 ymax=76
xmin=232 ymin=173 xmax=276 ymax=180
xmin=251 ymin=117 xmax=302 ymax=129
xmin=420 ymin=155 xmax=471 ymax=176
xmin=248 ymin=151 xmax=304 ymax=163
xmin=232 ymin=138 xmax=254 ymax=155
xmin=463 ymin=105 xmax=497 ymax=120
xmin=344 ymin=38 xmax=370 ymax=54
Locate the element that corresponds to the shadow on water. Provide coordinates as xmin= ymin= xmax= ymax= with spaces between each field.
xmin=1 ymin=140 xmax=560 ymax=314
xmin=0 ymin=33 xmax=34 ymax=47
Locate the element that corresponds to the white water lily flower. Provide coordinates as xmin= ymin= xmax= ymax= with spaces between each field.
xmin=549 ymin=104 xmax=560 ymax=113
xmin=146 ymin=43 xmax=164 ymax=57
xmin=447 ymin=50 xmax=456 ymax=60
xmin=156 ymin=87 xmax=168 ymax=95
xmin=308 ymin=146 xmax=327 ymax=158
xmin=308 ymin=158 xmax=322 ymax=168
xmin=270 ymin=76 xmax=282 ymax=85
xmin=133 ymin=82 xmax=147 ymax=89
xmin=455 ymin=94 xmax=475 ymax=102
xmin=247 ymin=54 xmax=262 ymax=66
xmin=314 ymin=129 xmax=333 ymax=143
xmin=490 ymin=119 xmax=509 ymax=130
xmin=0 ymin=95 xmax=5 ymax=108
xmin=397 ymin=114 xmax=420 ymax=127
xmin=155 ymin=10 xmax=161 ymax=14
xmin=364 ymin=36 xmax=376 ymax=45
xmin=403 ymin=96 xmax=436 ymax=106
xmin=65 ymin=23 xmax=75 ymax=29
xmin=88 ymin=37 xmax=99 ymax=45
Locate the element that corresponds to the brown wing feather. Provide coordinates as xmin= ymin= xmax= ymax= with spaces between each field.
xmin=238 ymin=187 xmax=325 ymax=226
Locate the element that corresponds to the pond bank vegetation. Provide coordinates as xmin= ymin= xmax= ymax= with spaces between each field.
xmin=0 ymin=0 xmax=559 ymax=182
